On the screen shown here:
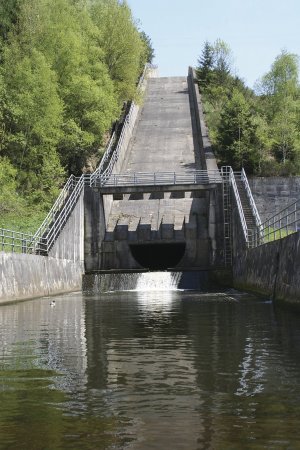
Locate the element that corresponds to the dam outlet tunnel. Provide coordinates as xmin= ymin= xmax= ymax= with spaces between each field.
xmin=129 ymin=243 xmax=186 ymax=270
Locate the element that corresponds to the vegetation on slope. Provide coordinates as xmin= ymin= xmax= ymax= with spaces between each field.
xmin=0 ymin=0 xmax=154 ymax=231
xmin=196 ymin=39 xmax=300 ymax=176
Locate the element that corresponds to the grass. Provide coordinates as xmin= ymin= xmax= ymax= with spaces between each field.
xmin=262 ymin=226 xmax=295 ymax=243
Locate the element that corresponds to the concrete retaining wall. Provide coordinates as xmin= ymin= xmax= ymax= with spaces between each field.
xmin=188 ymin=67 xmax=219 ymax=173
xmin=0 ymin=252 xmax=84 ymax=304
xmin=49 ymin=191 xmax=85 ymax=261
xmin=233 ymin=232 xmax=300 ymax=305
xmin=249 ymin=177 xmax=300 ymax=222
xmin=1 ymin=187 xmax=85 ymax=304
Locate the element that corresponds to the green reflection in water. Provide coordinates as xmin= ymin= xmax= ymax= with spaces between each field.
xmin=0 ymin=345 xmax=130 ymax=450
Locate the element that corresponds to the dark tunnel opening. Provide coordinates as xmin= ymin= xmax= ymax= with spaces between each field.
xmin=130 ymin=243 xmax=186 ymax=270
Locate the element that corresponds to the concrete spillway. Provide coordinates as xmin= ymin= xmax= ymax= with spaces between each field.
xmin=122 ymin=76 xmax=201 ymax=173
xmin=85 ymin=71 xmax=221 ymax=271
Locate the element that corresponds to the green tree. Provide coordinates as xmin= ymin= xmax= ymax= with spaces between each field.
xmin=1 ymin=43 xmax=64 ymax=201
xmin=90 ymin=0 xmax=147 ymax=104
xmin=0 ymin=0 xmax=154 ymax=228
xmin=216 ymin=89 xmax=262 ymax=172
xmin=197 ymin=40 xmax=214 ymax=87
xmin=14 ymin=0 xmax=119 ymax=173
xmin=0 ymin=0 xmax=21 ymax=42
xmin=256 ymin=50 xmax=300 ymax=166
xmin=139 ymin=31 xmax=155 ymax=64
xmin=0 ymin=157 xmax=23 ymax=215
xmin=212 ymin=38 xmax=233 ymax=84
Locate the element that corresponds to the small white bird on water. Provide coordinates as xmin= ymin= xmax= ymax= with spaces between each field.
xmin=50 ymin=300 xmax=56 ymax=306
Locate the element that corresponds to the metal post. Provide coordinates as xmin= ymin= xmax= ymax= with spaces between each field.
xmin=22 ymin=234 xmax=26 ymax=253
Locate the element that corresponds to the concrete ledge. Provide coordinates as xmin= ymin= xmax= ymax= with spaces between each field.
xmin=98 ymin=183 xmax=219 ymax=194
xmin=188 ymin=67 xmax=219 ymax=172
xmin=0 ymin=252 xmax=84 ymax=304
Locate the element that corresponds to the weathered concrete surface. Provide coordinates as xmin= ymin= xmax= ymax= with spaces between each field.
xmin=249 ymin=177 xmax=300 ymax=223
xmin=99 ymin=194 xmax=211 ymax=270
xmin=49 ymin=191 xmax=84 ymax=261
xmin=122 ymin=76 xmax=200 ymax=173
xmin=1 ymin=188 xmax=85 ymax=303
xmin=188 ymin=67 xmax=219 ymax=173
xmin=0 ymin=252 xmax=84 ymax=304
xmin=86 ymin=72 xmax=223 ymax=271
xmin=233 ymin=232 xmax=300 ymax=305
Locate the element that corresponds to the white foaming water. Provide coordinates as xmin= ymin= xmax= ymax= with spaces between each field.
xmin=135 ymin=272 xmax=181 ymax=291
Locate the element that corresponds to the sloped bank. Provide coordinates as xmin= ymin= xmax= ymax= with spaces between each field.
xmin=233 ymin=232 xmax=300 ymax=305
xmin=0 ymin=252 xmax=84 ymax=304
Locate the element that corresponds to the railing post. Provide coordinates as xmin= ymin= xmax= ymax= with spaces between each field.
xmin=22 ymin=234 xmax=26 ymax=253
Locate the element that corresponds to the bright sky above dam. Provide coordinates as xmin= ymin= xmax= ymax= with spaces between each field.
xmin=128 ymin=0 xmax=300 ymax=89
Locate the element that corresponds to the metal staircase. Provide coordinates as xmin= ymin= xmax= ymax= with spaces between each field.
xmin=235 ymin=178 xmax=257 ymax=230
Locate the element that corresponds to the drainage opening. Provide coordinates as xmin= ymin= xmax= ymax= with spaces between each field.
xmin=130 ymin=243 xmax=186 ymax=270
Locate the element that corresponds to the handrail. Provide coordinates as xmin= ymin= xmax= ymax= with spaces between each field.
xmin=31 ymin=174 xmax=78 ymax=244
xmin=222 ymin=167 xmax=249 ymax=243
xmin=250 ymin=199 xmax=300 ymax=248
xmin=97 ymin=170 xmax=222 ymax=188
xmin=241 ymin=168 xmax=262 ymax=227
xmin=89 ymin=131 xmax=116 ymax=185
xmin=29 ymin=175 xmax=85 ymax=254
xmin=0 ymin=228 xmax=38 ymax=253
xmin=43 ymin=175 xmax=86 ymax=253
xmin=98 ymin=101 xmax=139 ymax=182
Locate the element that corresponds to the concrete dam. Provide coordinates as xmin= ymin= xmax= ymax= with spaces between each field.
xmin=3 ymin=65 xmax=300 ymax=305
xmin=84 ymin=70 xmax=222 ymax=272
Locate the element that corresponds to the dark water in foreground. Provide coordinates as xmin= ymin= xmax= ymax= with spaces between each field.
xmin=1 ymin=280 xmax=300 ymax=449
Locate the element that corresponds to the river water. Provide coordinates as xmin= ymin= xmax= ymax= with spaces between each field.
xmin=1 ymin=273 xmax=300 ymax=449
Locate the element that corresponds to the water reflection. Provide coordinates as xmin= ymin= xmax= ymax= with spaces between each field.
xmin=1 ymin=289 xmax=300 ymax=449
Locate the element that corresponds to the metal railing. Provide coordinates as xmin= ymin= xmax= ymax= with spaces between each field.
xmin=240 ymin=168 xmax=262 ymax=228
xmin=97 ymin=170 xmax=222 ymax=188
xmin=249 ymin=200 xmax=300 ymax=248
xmin=221 ymin=167 xmax=233 ymax=266
xmin=98 ymin=101 xmax=139 ymax=182
xmin=89 ymin=131 xmax=116 ymax=185
xmin=222 ymin=167 xmax=249 ymax=243
xmin=0 ymin=228 xmax=43 ymax=253
xmin=31 ymin=174 xmax=79 ymax=245
xmin=30 ymin=175 xmax=86 ymax=254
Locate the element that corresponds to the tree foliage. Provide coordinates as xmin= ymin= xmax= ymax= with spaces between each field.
xmin=197 ymin=41 xmax=300 ymax=176
xmin=0 ymin=0 xmax=150 ymax=227
xmin=90 ymin=0 xmax=146 ymax=104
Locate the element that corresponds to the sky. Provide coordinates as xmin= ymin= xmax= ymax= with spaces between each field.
xmin=127 ymin=0 xmax=300 ymax=89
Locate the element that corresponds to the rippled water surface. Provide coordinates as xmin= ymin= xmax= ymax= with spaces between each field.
xmin=1 ymin=285 xmax=300 ymax=449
